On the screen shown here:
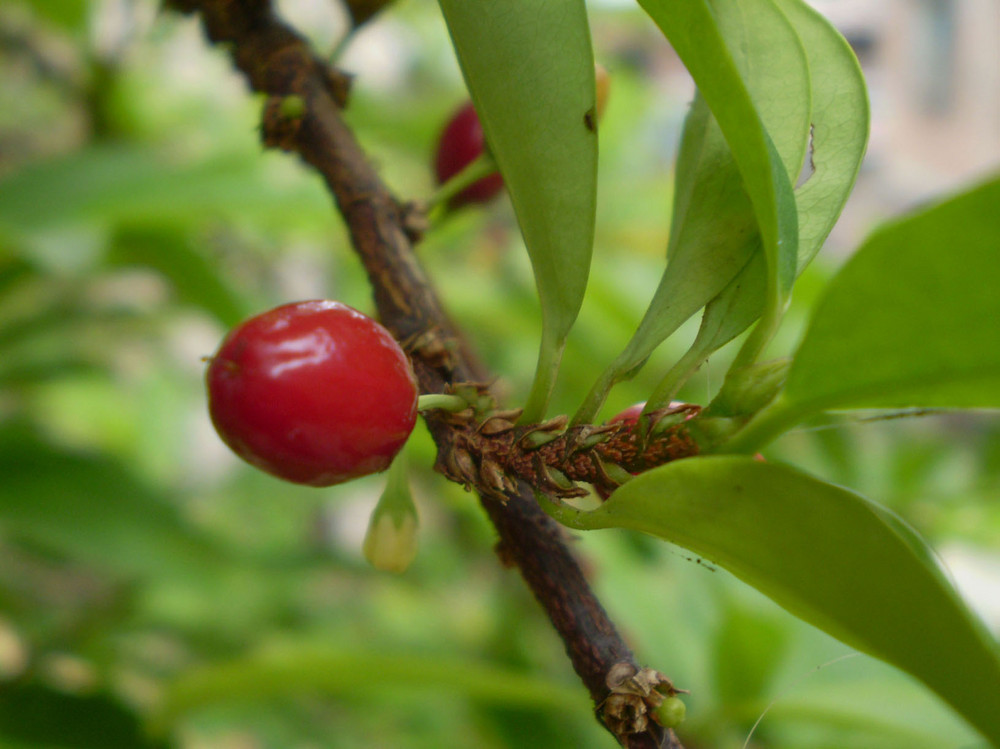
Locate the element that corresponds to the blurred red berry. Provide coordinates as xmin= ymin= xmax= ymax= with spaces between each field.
xmin=434 ymin=102 xmax=504 ymax=208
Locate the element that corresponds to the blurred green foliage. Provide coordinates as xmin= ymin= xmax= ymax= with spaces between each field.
xmin=0 ymin=1 xmax=996 ymax=747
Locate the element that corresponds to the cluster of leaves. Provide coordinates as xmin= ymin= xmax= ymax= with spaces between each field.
xmin=439 ymin=0 xmax=1000 ymax=744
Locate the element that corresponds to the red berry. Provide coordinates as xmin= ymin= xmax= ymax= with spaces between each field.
xmin=206 ymin=301 xmax=418 ymax=487
xmin=608 ymin=402 xmax=646 ymax=427
xmin=434 ymin=102 xmax=503 ymax=208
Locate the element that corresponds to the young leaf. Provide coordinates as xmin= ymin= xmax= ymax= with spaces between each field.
xmin=639 ymin=0 xmax=799 ymax=370
xmin=653 ymin=0 xmax=870 ymax=405
xmin=778 ymin=0 xmax=869 ymax=270
xmin=728 ymin=175 xmax=1000 ymax=451
xmin=436 ymin=0 xmax=597 ymax=421
xmin=575 ymin=0 xmax=808 ymax=422
xmin=540 ymin=456 xmax=1000 ymax=746
xmin=651 ymin=0 xmax=812 ymax=354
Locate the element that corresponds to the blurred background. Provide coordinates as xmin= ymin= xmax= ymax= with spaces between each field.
xmin=0 ymin=0 xmax=998 ymax=747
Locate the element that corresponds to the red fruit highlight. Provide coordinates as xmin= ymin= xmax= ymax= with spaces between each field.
xmin=206 ymin=301 xmax=418 ymax=486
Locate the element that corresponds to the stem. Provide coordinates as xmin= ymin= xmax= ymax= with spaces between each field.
xmin=518 ymin=328 xmax=564 ymax=424
xmin=571 ymin=358 xmax=621 ymax=427
xmin=645 ymin=341 xmax=709 ymax=412
xmin=381 ymin=448 xmax=411 ymax=504
xmin=171 ymin=3 xmax=684 ymax=746
xmin=535 ymin=492 xmax=591 ymax=530
xmin=711 ymin=395 xmax=800 ymax=454
xmin=329 ymin=31 xmax=353 ymax=63
xmin=417 ymin=393 xmax=468 ymax=413
xmin=425 ymin=150 xmax=500 ymax=212
xmin=730 ymin=283 xmax=784 ymax=373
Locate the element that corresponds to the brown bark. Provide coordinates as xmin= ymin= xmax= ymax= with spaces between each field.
xmin=168 ymin=3 xmax=684 ymax=746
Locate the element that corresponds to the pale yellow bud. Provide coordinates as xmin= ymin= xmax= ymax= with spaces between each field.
xmin=363 ymin=511 xmax=418 ymax=573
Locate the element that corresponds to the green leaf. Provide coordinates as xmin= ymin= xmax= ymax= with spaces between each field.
xmin=728 ymin=175 xmax=1000 ymax=451
xmin=656 ymin=0 xmax=869 ymax=404
xmin=638 ymin=0 xmax=799 ymax=370
xmin=21 ymin=0 xmax=89 ymax=32
xmin=0 ymin=682 xmax=165 ymax=749
xmin=436 ymin=0 xmax=597 ymax=420
xmin=540 ymin=456 xmax=1000 ymax=745
xmin=0 ymin=425 xmax=222 ymax=581
xmin=761 ymin=673 xmax=984 ymax=747
xmin=778 ymin=0 xmax=869 ymax=270
xmin=107 ymin=224 xmax=254 ymax=327
xmin=575 ymin=0 xmax=808 ymax=422
xmin=152 ymin=644 xmax=588 ymax=734
xmin=0 ymin=145 xmax=332 ymax=240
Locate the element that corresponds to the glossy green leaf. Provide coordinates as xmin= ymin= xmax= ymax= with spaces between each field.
xmin=575 ymin=0 xmax=807 ymax=422
xmin=647 ymin=0 xmax=813 ymax=356
xmin=729 ymin=175 xmax=1000 ymax=451
xmin=437 ymin=0 xmax=597 ymax=420
xmin=540 ymin=456 xmax=1000 ymax=745
xmin=779 ymin=0 xmax=869 ymax=269
xmin=656 ymin=0 xmax=869 ymax=404
xmin=639 ymin=0 xmax=799 ymax=367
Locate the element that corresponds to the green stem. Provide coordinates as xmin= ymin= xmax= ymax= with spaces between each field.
xmin=711 ymin=395 xmax=801 ymax=454
xmin=644 ymin=339 xmax=711 ymax=411
xmin=417 ymin=393 xmax=468 ymax=413
xmin=425 ymin=150 xmax=499 ymax=213
xmin=729 ymin=294 xmax=782 ymax=373
xmin=329 ymin=31 xmax=353 ymax=63
xmin=518 ymin=330 xmax=565 ymax=424
xmin=534 ymin=491 xmax=592 ymax=530
xmin=570 ymin=363 xmax=618 ymax=427
xmin=381 ymin=448 xmax=411 ymax=505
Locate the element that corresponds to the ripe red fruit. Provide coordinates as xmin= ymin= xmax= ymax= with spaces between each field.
xmin=434 ymin=102 xmax=504 ymax=208
xmin=206 ymin=301 xmax=418 ymax=487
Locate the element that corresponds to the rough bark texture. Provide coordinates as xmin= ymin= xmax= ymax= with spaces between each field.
xmin=169 ymin=3 xmax=685 ymax=746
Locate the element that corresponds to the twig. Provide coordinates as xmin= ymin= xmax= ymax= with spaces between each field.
xmin=167 ymin=2 xmax=683 ymax=746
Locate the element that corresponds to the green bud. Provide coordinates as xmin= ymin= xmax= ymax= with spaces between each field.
xmin=362 ymin=455 xmax=418 ymax=573
xmin=363 ymin=512 xmax=417 ymax=573
xmin=656 ymin=695 xmax=686 ymax=728
xmin=278 ymin=94 xmax=306 ymax=121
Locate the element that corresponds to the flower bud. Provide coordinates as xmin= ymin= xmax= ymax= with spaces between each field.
xmin=656 ymin=695 xmax=686 ymax=728
xmin=363 ymin=511 xmax=417 ymax=573
xmin=362 ymin=455 xmax=418 ymax=573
